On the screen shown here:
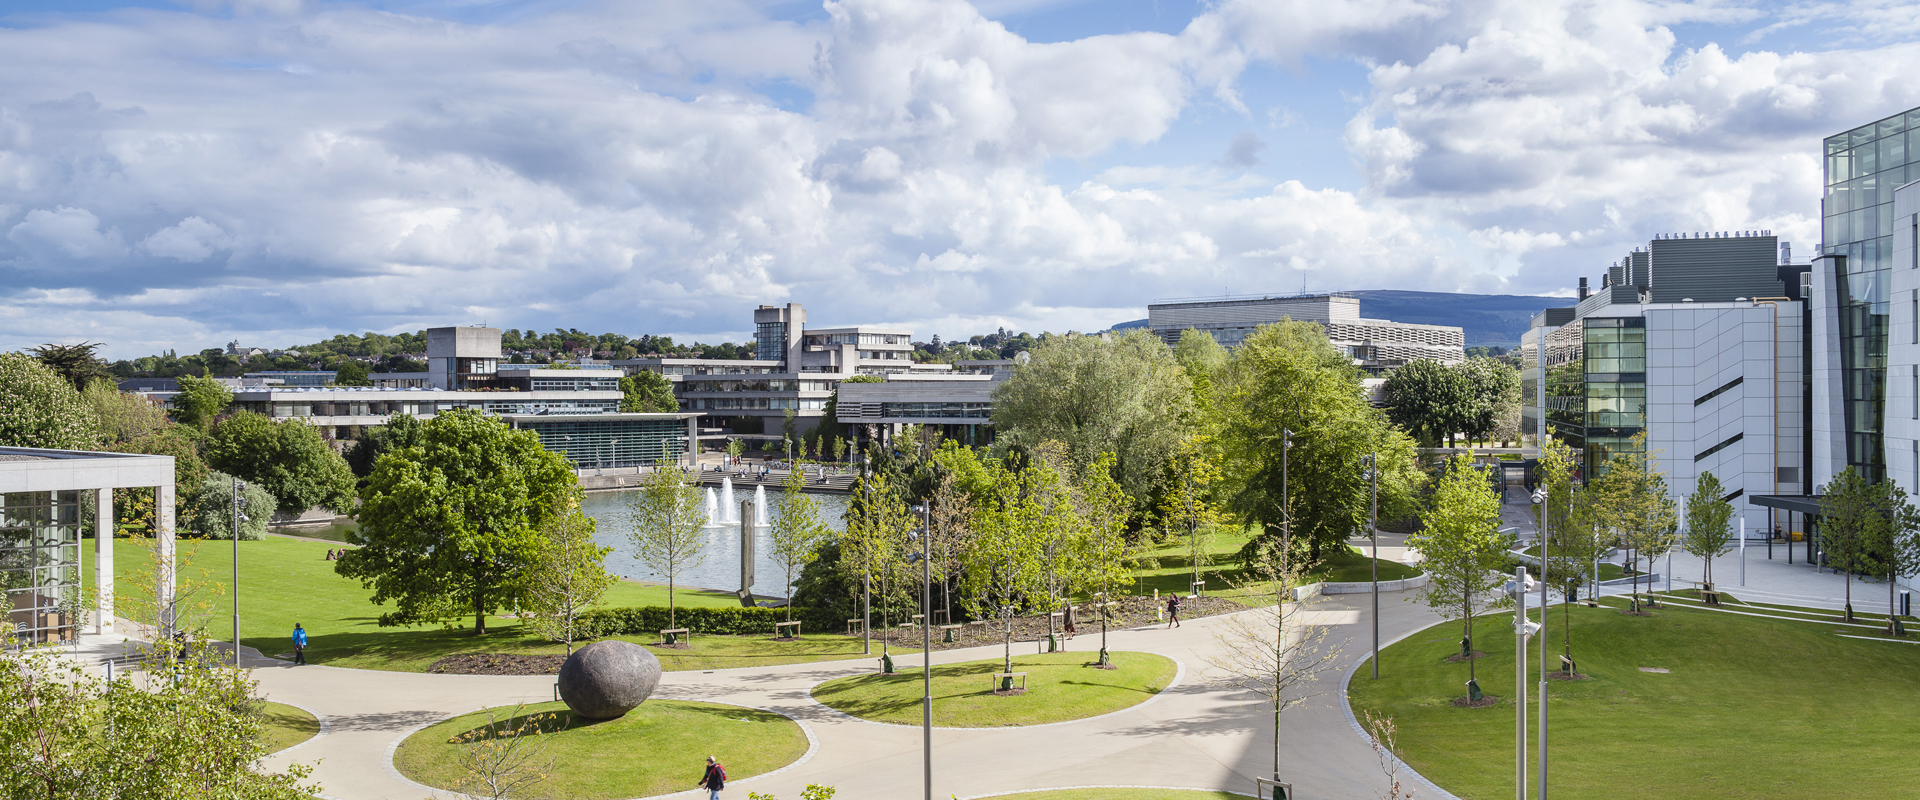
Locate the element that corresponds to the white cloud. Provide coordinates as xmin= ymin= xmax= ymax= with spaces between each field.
xmin=7 ymin=207 xmax=128 ymax=264
xmin=141 ymin=216 xmax=233 ymax=262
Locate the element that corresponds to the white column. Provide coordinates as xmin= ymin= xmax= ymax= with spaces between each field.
xmin=155 ymin=483 xmax=176 ymax=638
xmin=94 ymin=489 xmax=113 ymax=635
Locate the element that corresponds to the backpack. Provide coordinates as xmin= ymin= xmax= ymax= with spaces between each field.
xmin=709 ymin=765 xmax=726 ymax=789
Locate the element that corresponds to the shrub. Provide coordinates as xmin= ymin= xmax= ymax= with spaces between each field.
xmin=579 ymin=605 xmax=803 ymax=637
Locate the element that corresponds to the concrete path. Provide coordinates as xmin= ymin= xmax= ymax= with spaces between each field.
xmin=254 ymin=591 xmax=1447 ymax=800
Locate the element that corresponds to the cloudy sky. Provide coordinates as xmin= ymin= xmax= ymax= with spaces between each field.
xmin=3 ymin=0 xmax=1918 ymax=358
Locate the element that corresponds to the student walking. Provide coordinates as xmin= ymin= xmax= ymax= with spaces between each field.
xmin=291 ymin=623 xmax=308 ymax=665
xmin=1165 ymin=595 xmax=1181 ymax=628
xmin=697 ymin=755 xmax=726 ymax=799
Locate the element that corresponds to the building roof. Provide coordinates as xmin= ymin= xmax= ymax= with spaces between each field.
xmin=0 ymin=447 xmax=176 ymax=492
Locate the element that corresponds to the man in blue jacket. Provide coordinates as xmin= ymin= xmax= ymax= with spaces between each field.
xmin=292 ymin=623 xmax=308 ymax=665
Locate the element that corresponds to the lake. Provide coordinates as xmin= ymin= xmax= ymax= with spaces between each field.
xmin=579 ymin=484 xmax=849 ymax=600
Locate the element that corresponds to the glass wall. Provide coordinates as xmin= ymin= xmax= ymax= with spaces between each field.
xmin=1824 ymin=107 xmax=1919 ymax=481
xmin=2 ymin=491 xmax=83 ymax=646
xmin=1582 ymin=318 xmax=1645 ymax=479
xmin=755 ymin=321 xmax=786 ymax=362
xmin=517 ymin=418 xmax=689 ymax=468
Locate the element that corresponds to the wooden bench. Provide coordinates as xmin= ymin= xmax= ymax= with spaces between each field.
xmin=1685 ymin=580 xmax=1723 ymax=606
xmin=940 ymin=624 xmax=962 ymax=643
xmin=931 ymin=610 xmax=951 ymax=626
xmin=1559 ymin=655 xmax=1577 ymax=675
xmin=846 ymin=618 xmax=867 ymax=636
xmin=989 ymin=671 xmax=1028 ymax=692
xmin=774 ymin=621 xmax=801 ymax=638
xmin=659 ymin=628 xmax=691 ymax=646
xmin=1190 ymin=580 xmax=1207 ymax=598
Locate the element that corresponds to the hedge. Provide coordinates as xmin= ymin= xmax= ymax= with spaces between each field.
xmin=579 ymin=605 xmax=809 ymax=637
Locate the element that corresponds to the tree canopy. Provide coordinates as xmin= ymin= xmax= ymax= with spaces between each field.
xmin=619 ymin=373 xmax=678 ymax=413
xmin=171 ymin=374 xmax=233 ymax=431
xmin=0 ymin=352 xmax=100 ymax=450
xmin=335 ymin=409 xmax=576 ymax=633
xmin=203 ymin=412 xmax=356 ymax=516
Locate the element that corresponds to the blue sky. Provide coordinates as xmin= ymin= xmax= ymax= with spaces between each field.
xmin=3 ymin=0 xmax=1919 ymax=357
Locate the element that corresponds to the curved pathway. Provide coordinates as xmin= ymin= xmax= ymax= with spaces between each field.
xmin=256 ymin=591 xmax=1445 ymax=800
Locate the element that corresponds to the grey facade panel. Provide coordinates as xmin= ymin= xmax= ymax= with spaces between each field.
xmin=1648 ymin=236 xmax=1784 ymax=303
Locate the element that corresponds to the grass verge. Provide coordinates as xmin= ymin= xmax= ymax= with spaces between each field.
xmin=1130 ymin=527 xmax=1417 ymax=603
xmin=257 ymin=701 xmax=320 ymax=754
xmin=811 ymin=651 xmax=1175 ymax=727
xmin=1349 ymin=602 xmax=1920 ymax=799
xmin=393 ymin=699 xmax=806 ymax=800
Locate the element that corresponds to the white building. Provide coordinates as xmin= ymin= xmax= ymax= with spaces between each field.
xmin=1148 ymin=293 xmax=1465 ymax=373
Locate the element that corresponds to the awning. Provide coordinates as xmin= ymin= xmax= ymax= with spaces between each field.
xmin=1747 ymin=494 xmax=1823 ymax=515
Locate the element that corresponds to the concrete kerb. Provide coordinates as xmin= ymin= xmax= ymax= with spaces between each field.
xmin=959 ymin=786 xmax=1258 ymax=799
xmin=1339 ymin=615 xmax=1466 ymax=800
xmin=379 ymin=697 xmax=821 ymax=800
xmin=266 ymin=698 xmax=332 ymax=758
xmin=802 ymin=654 xmax=1188 ymax=731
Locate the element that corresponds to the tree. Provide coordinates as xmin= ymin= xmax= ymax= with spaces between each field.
xmin=1865 ymin=481 xmax=1920 ymax=635
xmin=1681 ymin=471 xmax=1735 ymax=587
xmin=0 ymin=351 xmax=100 ymax=449
xmin=1077 ymin=452 xmax=1135 ymax=666
xmin=332 ymin=360 xmax=372 ymax=386
xmin=844 ymin=470 xmax=914 ymax=663
xmin=1457 ymin=356 xmax=1521 ymax=445
xmin=344 ymin=413 xmax=424 ymax=480
xmin=171 ymin=373 xmax=234 ymax=431
xmin=182 ymin=471 xmax=276 ymax=540
xmin=520 ymin=491 xmax=615 ymax=655
xmin=1535 ymin=436 xmax=1606 ymax=667
xmin=337 ymin=409 xmax=576 ymax=634
xmin=769 ymin=466 xmax=832 ymax=623
xmin=1212 ymin=320 xmax=1425 ymax=567
xmin=625 ymin=467 xmax=707 ymax=629
xmin=81 ymin=381 xmax=172 ymax=444
xmin=990 ymin=329 xmax=1193 ymax=505
xmin=0 ymin=640 xmax=316 ymax=799
xmin=1592 ymin=433 xmax=1677 ymax=610
xmin=1820 ymin=466 xmax=1879 ymax=621
xmin=29 ymin=341 xmax=111 ymax=391
xmin=1407 ymin=452 xmax=1509 ymax=696
xmin=619 ymin=372 xmax=677 ymax=413
xmin=1173 ymin=329 xmax=1229 ymax=411
xmin=1381 ymin=358 xmax=1471 ymax=447
xmin=203 ymin=412 xmax=356 ymax=516
xmin=1202 ymin=546 xmax=1341 ymax=785
xmin=1158 ymin=435 xmax=1225 ymax=593
xmin=960 ymin=456 xmax=1054 ymax=685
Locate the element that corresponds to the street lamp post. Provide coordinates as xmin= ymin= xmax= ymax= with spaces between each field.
xmin=1530 ymin=487 xmax=1550 ymax=800
xmin=918 ymin=503 xmax=933 ymax=800
xmin=232 ymin=476 xmax=247 ymax=668
xmin=1362 ymin=453 xmax=1379 ymax=680
xmin=1507 ymin=568 xmax=1540 ymax=800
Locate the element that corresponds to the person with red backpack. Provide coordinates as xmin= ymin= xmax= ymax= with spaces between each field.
xmin=697 ymin=755 xmax=726 ymax=799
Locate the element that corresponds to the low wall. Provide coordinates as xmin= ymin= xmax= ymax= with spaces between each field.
xmin=1292 ymin=572 xmax=1428 ymax=601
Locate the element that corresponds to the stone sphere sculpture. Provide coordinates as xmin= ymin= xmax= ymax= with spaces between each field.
xmin=557 ymin=640 xmax=662 ymax=720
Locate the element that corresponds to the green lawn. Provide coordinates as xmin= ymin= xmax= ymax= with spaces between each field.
xmin=85 ymin=536 xmax=744 ymax=671
xmin=981 ymin=792 xmax=1244 ymax=800
xmin=257 ymin=701 xmax=320 ymax=753
xmin=1349 ymin=601 xmax=1920 ymax=799
xmin=394 ymin=699 xmax=807 ymax=800
xmin=811 ymin=651 xmax=1175 ymax=727
xmin=1130 ymin=527 xmax=1417 ymax=602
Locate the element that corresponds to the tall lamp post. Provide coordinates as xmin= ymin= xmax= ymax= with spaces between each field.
xmin=1506 ymin=568 xmax=1540 ymax=800
xmin=1530 ymin=487 xmax=1550 ymax=800
xmin=916 ymin=503 xmax=933 ymax=800
xmin=231 ymin=476 xmax=247 ymax=668
xmin=1362 ymin=454 xmax=1379 ymax=679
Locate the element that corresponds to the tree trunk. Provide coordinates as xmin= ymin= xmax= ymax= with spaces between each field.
xmin=474 ymin=577 xmax=487 ymax=635
xmin=1465 ymin=602 xmax=1476 ymax=684
xmin=670 ymin=580 xmax=677 ymax=629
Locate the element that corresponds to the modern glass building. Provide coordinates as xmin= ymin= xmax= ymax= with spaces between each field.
xmin=504 ymin=413 xmax=699 ymax=470
xmin=1820 ymin=106 xmax=1920 ymax=482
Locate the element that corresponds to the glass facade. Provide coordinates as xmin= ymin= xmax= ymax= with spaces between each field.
xmin=1822 ymin=106 xmax=1919 ymax=481
xmin=880 ymin=402 xmax=993 ymax=419
xmin=515 ymin=417 xmax=689 ymax=469
xmin=2 ymin=491 xmax=83 ymax=646
xmin=1581 ymin=318 xmax=1645 ymax=479
xmin=756 ymin=321 xmax=787 ymax=362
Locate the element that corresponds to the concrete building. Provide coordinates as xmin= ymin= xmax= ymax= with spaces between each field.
xmin=1520 ymin=232 xmax=1806 ymax=533
xmin=836 ymin=372 xmax=1000 ymax=451
xmin=245 ymin=370 xmax=334 ymax=387
xmin=1 ymin=447 xmax=176 ymax=641
xmin=426 ymin=326 xmax=504 ymax=390
xmin=1147 ymin=293 xmax=1465 ymax=373
xmin=504 ymin=413 xmax=699 ymax=469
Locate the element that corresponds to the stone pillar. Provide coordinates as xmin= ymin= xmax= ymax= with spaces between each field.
xmin=94 ymin=489 xmax=113 ymax=635
xmin=155 ymin=483 xmax=176 ymax=638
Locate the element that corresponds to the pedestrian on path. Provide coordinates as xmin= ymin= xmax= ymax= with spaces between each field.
xmin=1165 ymin=595 xmax=1181 ymax=628
xmin=697 ymin=755 xmax=726 ymax=799
xmin=291 ymin=623 xmax=308 ymax=665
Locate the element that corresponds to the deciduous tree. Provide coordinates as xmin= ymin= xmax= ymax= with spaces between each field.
xmin=0 ymin=351 xmax=99 ymax=449
xmin=1203 ymin=547 xmax=1340 ymax=784
xmin=1820 ymin=466 xmax=1879 ymax=621
xmin=619 ymin=372 xmax=677 ymax=413
xmin=1682 ymin=470 xmax=1735 ymax=586
xmin=204 ymin=411 xmax=355 ymax=516
xmin=171 ymin=373 xmax=233 ymax=432
xmin=770 ymin=466 xmax=832 ymax=623
xmin=520 ymin=491 xmax=614 ymax=655
xmin=625 ymin=467 xmax=708 ymax=629
xmin=1407 ymin=452 xmax=1509 ymax=696
xmin=960 ymin=456 xmax=1054 ymax=684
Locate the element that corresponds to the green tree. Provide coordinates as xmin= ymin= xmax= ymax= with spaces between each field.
xmin=1173 ymin=329 xmax=1230 ymax=411
xmin=343 ymin=413 xmax=424 ymax=480
xmin=1535 ymin=436 xmax=1606 ymax=667
xmin=171 ymin=373 xmax=234 ymax=431
xmin=81 ymin=381 xmax=172 ymax=444
xmin=960 ymin=456 xmax=1055 ymax=683
xmin=1381 ymin=358 xmax=1470 ymax=447
xmin=1077 ymin=451 xmax=1135 ymax=666
xmin=844 ymin=470 xmax=914 ymax=663
xmin=990 ymin=329 xmax=1193 ymax=504
xmin=0 ymin=351 xmax=100 ymax=449
xmin=1158 ymin=435 xmax=1225 ymax=592
xmin=1407 ymin=452 xmax=1509 ymax=694
xmin=203 ymin=412 xmax=356 ymax=516
xmin=182 ymin=471 xmax=276 ymax=540
xmin=520 ymin=491 xmax=615 ymax=655
xmin=0 ymin=640 xmax=316 ymax=799
xmin=1591 ymin=433 xmax=1677 ymax=610
xmin=1865 ymin=480 xmax=1920 ymax=634
xmin=1457 ymin=356 xmax=1521 ymax=445
xmin=1212 ymin=320 xmax=1425 ymax=566
xmin=625 ymin=467 xmax=708 ymax=629
xmin=619 ymin=372 xmax=678 ymax=413
xmin=1820 ymin=466 xmax=1880 ymax=621
xmin=332 ymin=360 xmax=371 ymax=386
xmin=337 ymin=409 xmax=575 ymax=634
xmin=770 ymin=466 xmax=832 ymax=623
xmin=29 ymin=341 xmax=111 ymax=391
xmin=1682 ymin=471 xmax=1735 ymax=587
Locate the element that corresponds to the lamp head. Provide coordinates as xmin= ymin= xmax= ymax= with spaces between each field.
xmin=1531 ymin=488 xmax=1546 ymax=505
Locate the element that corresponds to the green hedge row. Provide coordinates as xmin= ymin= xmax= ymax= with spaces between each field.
xmin=580 ymin=605 xmax=807 ymax=637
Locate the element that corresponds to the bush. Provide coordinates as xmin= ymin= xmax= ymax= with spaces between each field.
xmin=182 ymin=471 xmax=277 ymax=540
xmin=579 ymin=605 xmax=804 ymax=637
xmin=0 ymin=351 xmax=99 ymax=449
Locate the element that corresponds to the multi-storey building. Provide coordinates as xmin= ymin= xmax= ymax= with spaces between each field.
xmin=1521 ymin=233 xmax=1807 ymax=532
xmin=1147 ymin=293 xmax=1465 ymax=373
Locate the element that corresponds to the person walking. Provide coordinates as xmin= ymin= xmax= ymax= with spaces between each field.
xmin=1165 ymin=594 xmax=1181 ymax=628
xmin=697 ymin=755 xmax=726 ymax=799
xmin=291 ymin=623 xmax=308 ymax=665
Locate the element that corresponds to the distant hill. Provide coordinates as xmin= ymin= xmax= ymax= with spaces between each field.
xmin=1110 ymin=290 xmax=1573 ymax=347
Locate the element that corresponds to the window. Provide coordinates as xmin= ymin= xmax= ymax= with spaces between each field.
xmin=756 ymin=321 xmax=786 ymax=362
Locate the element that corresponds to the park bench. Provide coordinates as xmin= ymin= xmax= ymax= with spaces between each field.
xmin=846 ymin=618 xmax=867 ymax=636
xmin=1685 ymin=580 xmax=1723 ymax=606
xmin=989 ymin=671 xmax=1028 ymax=692
xmin=1190 ymin=580 xmax=1207 ymax=598
xmin=1560 ymin=655 xmax=1577 ymax=676
xmin=931 ymin=610 xmax=951 ymax=626
xmin=774 ymin=621 xmax=801 ymax=639
xmin=659 ymin=628 xmax=691 ymax=646
xmin=940 ymin=624 xmax=962 ymax=644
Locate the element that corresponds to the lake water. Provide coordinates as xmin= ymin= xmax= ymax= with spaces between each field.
xmin=579 ymin=484 xmax=848 ymax=599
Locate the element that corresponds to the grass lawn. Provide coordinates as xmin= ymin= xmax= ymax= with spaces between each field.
xmin=257 ymin=701 xmax=320 ymax=753
xmin=84 ymin=536 xmax=749 ymax=671
xmin=981 ymin=792 xmax=1245 ymax=800
xmin=811 ymin=651 xmax=1175 ymax=727
xmin=1349 ymin=601 xmax=1920 ymax=799
xmin=1130 ymin=526 xmax=1417 ymax=603
xmin=1516 ymin=546 xmax=1632 ymax=582
xmin=394 ymin=699 xmax=806 ymax=800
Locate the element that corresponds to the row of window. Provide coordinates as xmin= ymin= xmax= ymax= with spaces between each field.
xmin=808 ymin=333 xmax=907 ymax=346
xmin=881 ymin=402 xmax=992 ymax=419
xmin=679 ymin=380 xmax=836 ymax=393
xmin=260 ymin=400 xmax=617 ymax=418
xmin=1825 ymin=127 xmax=1919 ymax=183
xmin=648 ymin=365 xmax=776 ymax=376
xmin=528 ymin=378 xmax=621 ymax=391
xmin=688 ymin=398 xmax=828 ymax=410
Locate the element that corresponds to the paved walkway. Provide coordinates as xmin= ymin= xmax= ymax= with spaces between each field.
xmin=253 ymin=591 xmax=1448 ymax=800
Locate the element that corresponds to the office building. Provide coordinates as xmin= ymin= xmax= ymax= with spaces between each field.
xmin=1 ymin=447 xmax=177 ymax=640
xmin=1877 ymin=162 xmax=1920 ymax=494
xmin=244 ymin=370 xmax=335 ymax=387
xmin=1521 ymin=232 xmax=1806 ymax=532
xmin=1147 ymin=293 xmax=1465 ymax=373
xmin=836 ymin=371 xmax=1000 ymax=451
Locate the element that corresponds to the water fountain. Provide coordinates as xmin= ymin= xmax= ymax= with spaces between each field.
xmin=753 ymin=485 xmax=769 ymax=527
xmin=704 ymin=488 xmax=719 ymax=526
xmin=720 ymin=478 xmax=736 ymax=524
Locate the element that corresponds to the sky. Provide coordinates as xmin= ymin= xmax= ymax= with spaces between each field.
xmin=3 ymin=0 xmax=1919 ymax=359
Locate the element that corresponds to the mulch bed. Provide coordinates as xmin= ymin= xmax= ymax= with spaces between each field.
xmin=1452 ymin=695 xmax=1502 ymax=708
xmin=1444 ymin=651 xmax=1489 ymax=663
xmin=990 ymin=688 xmax=1028 ymax=697
xmin=427 ymin=654 xmax=566 ymax=675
